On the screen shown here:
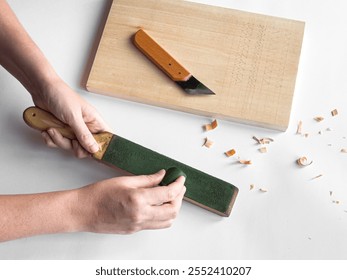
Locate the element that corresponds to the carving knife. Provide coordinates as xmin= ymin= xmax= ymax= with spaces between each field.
xmin=23 ymin=106 xmax=238 ymax=217
xmin=133 ymin=29 xmax=216 ymax=95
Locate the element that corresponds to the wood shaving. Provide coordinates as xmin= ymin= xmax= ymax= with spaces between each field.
xmin=258 ymin=147 xmax=267 ymax=153
xmin=341 ymin=148 xmax=347 ymax=153
xmin=238 ymin=159 xmax=252 ymax=165
xmin=314 ymin=116 xmax=324 ymax=122
xmin=203 ymin=119 xmax=218 ymax=131
xmin=250 ymin=184 xmax=254 ymax=190
xmin=312 ymin=174 xmax=323 ymax=180
xmin=259 ymin=188 xmax=268 ymax=193
xmin=225 ymin=149 xmax=236 ymax=157
xmin=331 ymin=109 xmax=338 ymax=116
xmin=296 ymin=156 xmax=313 ymax=167
xmin=203 ymin=138 xmax=214 ymax=148
xmin=296 ymin=121 xmax=303 ymax=134
xmin=252 ymin=136 xmax=261 ymax=144
xmin=253 ymin=136 xmax=274 ymax=145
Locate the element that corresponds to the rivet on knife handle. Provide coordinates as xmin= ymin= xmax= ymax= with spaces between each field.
xmin=133 ymin=29 xmax=216 ymax=95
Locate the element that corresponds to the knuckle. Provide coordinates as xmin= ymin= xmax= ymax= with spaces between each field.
xmin=125 ymin=225 xmax=141 ymax=234
xmin=46 ymin=142 xmax=57 ymax=148
xmin=164 ymin=220 xmax=174 ymax=229
xmin=129 ymin=191 xmax=144 ymax=207
xmin=166 ymin=187 xmax=176 ymax=201
xmin=127 ymin=192 xmax=145 ymax=223
xmin=129 ymin=211 xmax=142 ymax=224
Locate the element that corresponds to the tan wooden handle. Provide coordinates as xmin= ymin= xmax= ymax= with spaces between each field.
xmin=133 ymin=29 xmax=191 ymax=82
xmin=23 ymin=106 xmax=76 ymax=139
xmin=23 ymin=106 xmax=114 ymax=160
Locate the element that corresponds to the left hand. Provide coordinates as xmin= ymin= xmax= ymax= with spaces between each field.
xmin=32 ymin=78 xmax=111 ymax=158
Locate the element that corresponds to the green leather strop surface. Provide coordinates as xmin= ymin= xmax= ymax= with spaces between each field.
xmin=102 ymin=135 xmax=238 ymax=215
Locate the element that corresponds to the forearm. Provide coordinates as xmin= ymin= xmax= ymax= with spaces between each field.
xmin=0 ymin=189 xmax=84 ymax=242
xmin=0 ymin=0 xmax=59 ymax=99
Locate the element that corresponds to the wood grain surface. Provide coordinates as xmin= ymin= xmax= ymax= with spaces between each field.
xmin=87 ymin=0 xmax=305 ymax=130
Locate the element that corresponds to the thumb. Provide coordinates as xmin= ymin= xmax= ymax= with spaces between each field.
xmin=69 ymin=116 xmax=99 ymax=154
xmin=134 ymin=169 xmax=166 ymax=189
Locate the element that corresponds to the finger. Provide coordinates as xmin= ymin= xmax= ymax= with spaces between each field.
xmin=41 ymin=131 xmax=58 ymax=148
xmin=145 ymin=175 xmax=186 ymax=205
xmin=142 ymin=219 xmax=175 ymax=230
xmin=46 ymin=128 xmax=73 ymax=150
xmin=141 ymin=189 xmax=185 ymax=223
xmin=72 ymin=140 xmax=90 ymax=159
xmin=69 ymin=116 xmax=99 ymax=154
xmin=120 ymin=169 xmax=166 ymax=189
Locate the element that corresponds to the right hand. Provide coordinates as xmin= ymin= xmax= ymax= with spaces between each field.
xmin=75 ymin=169 xmax=186 ymax=234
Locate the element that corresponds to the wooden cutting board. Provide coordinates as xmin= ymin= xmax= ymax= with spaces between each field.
xmin=87 ymin=0 xmax=305 ymax=131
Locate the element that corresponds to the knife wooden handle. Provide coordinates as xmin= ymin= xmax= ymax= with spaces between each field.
xmin=133 ymin=29 xmax=191 ymax=82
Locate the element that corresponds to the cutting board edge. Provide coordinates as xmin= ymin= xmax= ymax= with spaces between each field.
xmin=86 ymin=84 xmax=289 ymax=132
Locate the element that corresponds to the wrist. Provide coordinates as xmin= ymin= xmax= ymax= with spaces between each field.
xmin=68 ymin=186 xmax=97 ymax=233
xmin=30 ymin=72 xmax=63 ymax=107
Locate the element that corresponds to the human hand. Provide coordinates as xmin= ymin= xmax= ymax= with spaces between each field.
xmin=32 ymin=79 xmax=110 ymax=157
xmin=74 ymin=169 xmax=186 ymax=234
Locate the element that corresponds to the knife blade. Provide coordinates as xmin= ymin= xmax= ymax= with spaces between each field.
xmin=23 ymin=106 xmax=238 ymax=217
xmin=133 ymin=29 xmax=216 ymax=95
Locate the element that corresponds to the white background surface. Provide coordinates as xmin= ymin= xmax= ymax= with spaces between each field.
xmin=0 ymin=0 xmax=346 ymax=260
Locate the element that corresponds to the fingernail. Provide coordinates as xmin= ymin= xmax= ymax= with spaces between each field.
xmin=48 ymin=128 xmax=54 ymax=136
xmin=89 ymin=142 xmax=99 ymax=153
xmin=157 ymin=169 xmax=166 ymax=175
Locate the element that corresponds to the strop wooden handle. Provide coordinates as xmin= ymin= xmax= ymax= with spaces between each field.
xmin=23 ymin=106 xmax=113 ymax=160
xmin=23 ymin=107 xmax=76 ymax=139
xmin=133 ymin=29 xmax=191 ymax=82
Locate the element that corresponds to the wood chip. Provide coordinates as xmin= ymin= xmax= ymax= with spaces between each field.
xmin=304 ymin=133 xmax=309 ymax=138
xmin=341 ymin=148 xmax=347 ymax=153
xmin=314 ymin=116 xmax=324 ymax=122
xmin=296 ymin=156 xmax=313 ymax=167
xmin=296 ymin=120 xmax=303 ymax=134
xmin=258 ymin=147 xmax=267 ymax=153
xmin=331 ymin=109 xmax=338 ymax=116
xmin=332 ymin=200 xmax=340 ymax=204
xmin=250 ymin=184 xmax=254 ymax=190
xmin=330 ymin=191 xmax=333 ymax=196
xmin=239 ymin=159 xmax=252 ymax=165
xmin=312 ymin=174 xmax=323 ymax=180
xmin=203 ymin=119 xmax=218 ymax=131
xmin=253 ymin=136 xmax=274 ymax=145
xmin=259 ymin=188 xmax=268 ymax=193
xmin=225 ymin=149 xmax=236 ymax=157
xmin=203 ymin=138 xmax=214 ymax=148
